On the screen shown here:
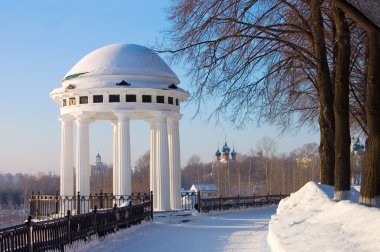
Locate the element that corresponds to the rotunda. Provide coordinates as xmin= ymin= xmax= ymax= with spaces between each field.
xmin=51 ymin=43 xmax=189 ymax=211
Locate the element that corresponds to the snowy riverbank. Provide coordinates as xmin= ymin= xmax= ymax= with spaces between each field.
xmin=268 ymin=182 xmax=380 ymax=252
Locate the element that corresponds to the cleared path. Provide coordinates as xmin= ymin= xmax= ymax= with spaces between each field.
xmin=75 ymin=207 xmax=276 ymax=252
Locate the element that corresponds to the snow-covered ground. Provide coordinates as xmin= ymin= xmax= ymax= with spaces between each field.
xmin=269 ymin=182 xmax=380 ymax=252
xmin=68 ymin=182 xmax=380 ymax=252
xmin=72 ymin=207 xmax=276 ymax=252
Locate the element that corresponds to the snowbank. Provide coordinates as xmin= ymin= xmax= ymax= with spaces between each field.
xmin=268 ymin=182 xmax=380 ymax=252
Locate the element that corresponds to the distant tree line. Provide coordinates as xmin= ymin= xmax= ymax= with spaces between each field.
xmin=0 ymin=173 xmax=59 ymax=209
xmin=1 ymin=137 xmax=365 ymax=210
xmin=182 ymin=140 xmax=321 ymax=196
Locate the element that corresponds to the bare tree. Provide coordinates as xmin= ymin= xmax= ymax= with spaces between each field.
xmin=332 ymin=1 xmax=351 ymax=200
xmin=163 ymin=0 xmax=338 ymax=186
xmin=132 ymin=151 xmax=150 ymax=192
xmin=334 ymin=0 xmax=380 ymax=206
xmin=257 ymin=136 xmax=277 ymax=193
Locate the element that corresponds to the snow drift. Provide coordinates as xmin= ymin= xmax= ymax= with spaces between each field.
xmin=268 ymin=182 xmax=380 ymax=252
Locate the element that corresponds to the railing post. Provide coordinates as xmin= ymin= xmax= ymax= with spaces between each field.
xmin=55 ymin=190 xmax=59 ymax=215
xmin=150 ymin=191 xmax=154 ymax=221
xmin=37 ymin=191 xmax=40 ymax=219
xmin=66 ymin=210 xmax=72 ymax=245
xmin=99 ymin=190 xmax=104 ymax=209
xmin=113 ymin=204 xmax=118 ymax=231
xmin=129 ymin=201 xmax=133 ymax=226
xmin=219 ymin=195 xmax=222 ymax=211
xmin=27 ymin=216 xmax=33 ymax=252
xmin=29 ymin=192 xmax=35 ymax=218
xmin=76 ymin=192 xmax=80 ymax=215
xmin=93 ymin=206 xmax=98 ymax=235
xmin=197 ymin=191 xmax=201 ymax=213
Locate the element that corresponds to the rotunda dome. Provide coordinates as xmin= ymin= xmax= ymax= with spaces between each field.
xmin=61 ymin=43 xmax=180 ymax=90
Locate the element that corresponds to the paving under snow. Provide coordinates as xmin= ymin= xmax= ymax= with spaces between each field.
xmin=72 ymin=207 xmax=275 ymax=252
xmin=268 ymin=182 xmax=380 ymax=252
xmin=69 ymin=182 xmax=380 ymax=252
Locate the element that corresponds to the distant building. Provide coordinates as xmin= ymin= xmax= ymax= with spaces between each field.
xmin=91 ymin=153 xmax=108 ymax=176
xmin=190 ymin=184 xmax=218 ymax=197
xmin=214 ymin=142 xmax=237 ymax=163
xmin=351 ymin=137 xmax=365 ymax=185
xmin=351 ymin=137 xmax=365 ymax=153
xmin=296 ymin=157 xmax=312 ymax=167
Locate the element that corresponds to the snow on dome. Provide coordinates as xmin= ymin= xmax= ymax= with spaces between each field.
xmin=62 ymin=44 xmax=180 ymax=89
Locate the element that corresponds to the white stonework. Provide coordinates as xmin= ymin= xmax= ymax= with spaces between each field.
xmin=168 ymin=119 xmax=182 ymax=209
xmin=112 ymin=121 xmax=119 ymax=195
xmin=155 ymin=115 xmax=171 ymax=210
xmin=149 ymin=121 xmax=158 ymax=209
xmin=75 ymin=116 xmax=91 ymax=196
xmin=59 ymin=117 xmax=74 ymax=196
xmin=51 ymin=43 xmax=189 ymax=211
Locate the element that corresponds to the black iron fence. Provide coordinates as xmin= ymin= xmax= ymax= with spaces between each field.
xmin=29 ymin=191 xmax=151 ymax=220
xmin=0 ymin=198 xmax=153 ymax=251
xmin=180 ymin=191 xmax=198 ymax=210
xmin=181 ymin=192 xmax=288 ymax=212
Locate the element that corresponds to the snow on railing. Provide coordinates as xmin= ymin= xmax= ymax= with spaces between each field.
xmin=181 ymin=192 xmax=288 ymax=213
xmin=29 ymin=191 xmax=152 ymax=220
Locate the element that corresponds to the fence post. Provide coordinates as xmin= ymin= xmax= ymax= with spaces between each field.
xmin=128 ymin=201 xmax=133 ymax=227
xmin=27 ymin=216 xmax=33 ymax=252
xmin=150 ymin=191 xmax=154 ymax=221
xmin=113 ymin=204 xmax=118 ymax=231
xmin=66 ymin=210 xmax=72 ymax=245
xmin=76 ymin=192 xmax=80 ymax=215
xmin=197 ymin=191 xmax=201 ymax=213
xmin=37 ymin=191 xmax=40 ymax=219
xmin=99 ymin=190 xmax=104 ymax=209
xmin=219 ymin=195 xmax=222 ymax=211
xmin=55 ymin=190 xmax=59 ymax=215
xmin=30 ymin=192 xmax=35 ymax=218
xmin=93 ymin=206 xmax=98 ymax=235
xmin=237 ymin=194 xmax=240 ymax=209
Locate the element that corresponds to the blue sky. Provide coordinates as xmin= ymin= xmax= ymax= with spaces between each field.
xmin=0 ymin=0 xmax=318 ymax=174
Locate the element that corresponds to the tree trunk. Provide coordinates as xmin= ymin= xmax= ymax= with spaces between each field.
xmin=310 ymin=0 xmax=335 ymax=185
xmin=360 ymin=32 xmax=380 ymax=206
xmin=332 ymin=4 xmax=351 ymax=200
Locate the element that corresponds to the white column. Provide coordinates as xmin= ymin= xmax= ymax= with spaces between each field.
xmin=168 ymin=119 xmax=181 ymax=210
xmin=155 ymin=114 xmax=170 ymax=211
xmin=75 ymin=117 xmax=90 ymax=196
xmin=59 ymin=118 xmax=74 ymax=196
xmin=149 ymin=121 xmax=157 ymax=209
xmin=111 ymin=121 xmax=119 ymax=195
xmin=116 ymin=113 xmax=132 ymax=196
